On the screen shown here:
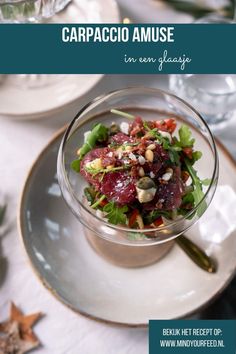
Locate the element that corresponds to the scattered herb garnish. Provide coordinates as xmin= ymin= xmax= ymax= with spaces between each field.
xmin=103 ymin=202 xmax=128 ymax=225
xmin=71 ymin=123 xmax=108 ymax=172
xmin=144 ymin=125 xmax=181 ymax=164
xmin=91 ymin=195 xmax=106 ymax=209
xmin=178 ymin=125 xmax=195 ymax=147
xmin=143 ymin=209 xmax=171 ymax=225
xmin=84 ymin=187 xmax=96 ymax=205
xmin=85 ymin=165 xmax=130 ymax=176
xmin=110 ymin=109 xmax=135 ymax=120
xmin=72 ymin=111 xmax=211 ymax=231
xmin=184 ymin=158 xmax=207 ymax=217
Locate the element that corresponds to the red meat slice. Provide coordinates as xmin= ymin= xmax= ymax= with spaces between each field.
xmin=100 ymin=171 xmax=137 ymax=205
xmin=80 ymin=148 xmax=109 ymax=189
xmin=110 ymin=132 xmax=133 ymax=144
xmin=143 ymin=168 xmax=183 ymax=211
xmin=155 ymin=178 xmax=183 ymax=210
xmin=130 ymin=116 xmax=144 ymax=136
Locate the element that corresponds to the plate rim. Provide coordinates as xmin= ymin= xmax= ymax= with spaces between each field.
xmin=17 ymin=127 xmax=236 ymax=327
xmin=0 ymin=74 xmax=103 ymax=119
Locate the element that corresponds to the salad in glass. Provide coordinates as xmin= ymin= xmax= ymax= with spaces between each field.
xmin=57 ymin=87 xmax=218 ymax=267
xmin=71 ymin=109 xmax=209 ymax=233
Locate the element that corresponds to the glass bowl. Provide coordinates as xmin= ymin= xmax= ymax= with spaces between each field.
xmin=57 ymin=87 xmax=219 ymax=267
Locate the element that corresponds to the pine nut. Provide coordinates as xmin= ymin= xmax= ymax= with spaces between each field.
xmin=147 ymin=143 xmax=156 ymax=150
xmin=145 ymin=149 xmax=154 ymax=162
xmin=138 ymin=167 xmax=145 ymax=177
xmin=161 ymin=168 xmax=173 ymax=181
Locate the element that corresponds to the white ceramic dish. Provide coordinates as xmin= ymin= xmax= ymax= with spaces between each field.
xmin=0 ymin=75 xmax=103 ymax=119
xmin=0 ymin=0 xmax=120 ymax=119
xmin=18 ymin=128 xmax=236 ymax=326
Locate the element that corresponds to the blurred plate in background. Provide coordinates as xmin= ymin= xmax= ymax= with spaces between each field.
xmin=0 ymin=74 xmax=103 ymax=119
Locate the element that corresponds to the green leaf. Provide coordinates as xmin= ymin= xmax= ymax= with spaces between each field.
xmin=168 ymin=147 xmax=180 ymax=164
xmin=184 ymin=158 xmax=207 ymax=217
xmin=178 ymin=125 xmax=195 ymax=148
xmin=103 ymin=202 xmax=128 ymax=225
xmin=182 ymin=192 xmax=194 ymax=205
xmin=85 ymin=165 xmax=129 ymax=176
xmin=143 ymin=210 xmax=170 ymax=225
xmin=201 ymin=178 xmax=211 ymax=186
xmin=71 ymin=159 xmax=81 ymax=172
xmin=110 ymin=109 xmax=135 ymax=120
xmin=84 ymin=187 xmax=96 ymax=204
xmin=71 ymin=123 xmax=108 ymax=173
xmin=0 ymin=205 xmax=7 ymax=226
xmin=143 ymin=121 xmax=151 ymax=131
xmin=192 ymin=151 xmax=202 ymax=163
xmin=91 ymin=195 xmax=106 ymax=209
xmin=145 ymin=128 xmax=180 ymax=164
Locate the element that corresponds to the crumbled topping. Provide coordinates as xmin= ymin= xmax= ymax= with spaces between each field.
xmin=128 ymin=152 xmax=137 ymax=161
xmin=161 ymin=168 xmax=173 ymax=181
xmin=150 ymin=171 xmax=155 ymax=179
xmin=120 ymin=122 xmax=130 ymax=135
xmin=138 ymin=155 xmax=146 ymax=165
xmin=159 ymin=131 xmax=172 ymax=141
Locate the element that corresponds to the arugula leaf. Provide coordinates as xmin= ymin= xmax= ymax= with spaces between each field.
xmin=84 ymin=187 xmax=96 ymax=204
xmin=201 ymin=178 xmax=211 ymax=186
xmin=178 ymin=125 xmax=195 ymax=148
xmin=0 ymin=204 xmax=6 ymax=226
xmin=145 ymin=127 xmax=180 ymax=164
xmin=71 ymin=159 xmax=81 ymax=173
xmin=103 ymin=202 xmax=128 ymax=225
xmin=85 ymin=165 xmax=129 ymax=176
xmin=182 ymin=192 xmax=194 ymax=205
xmin=192 ymin=150 xmax=202 ymax=163
xmin=71 ymin=123 xmax=108 ymax=172
xmin=184 ymin=158 xmax=207 ymax=217
xmin=143 ymin=210 xmax=171 ymax=224
xmin=91 ymin=195 xmax=106 ymax=209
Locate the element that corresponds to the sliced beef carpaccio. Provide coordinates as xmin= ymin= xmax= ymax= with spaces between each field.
xmin=80 ymin=148 xmax=108 ymax=189
xmin=100 ymin=171 xmax=137 ymax=205
xmin=143 ymin=144 xmax=170 ymax=177
xmin=80 ymin=148 xmax=137 ymax=205
xmin=110 ymin=132 xmax=133 ymax=144
xmin=143 ymin=167 xmax=183 ymax=211
xmin=130 ymin=116 xmax=144 ymax=136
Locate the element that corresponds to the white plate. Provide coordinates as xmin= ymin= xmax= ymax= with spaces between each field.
xmin=0 ymin=75 xmax=103 ymax=119
xmin=0 ymin=0 xmax=120 ymax=119
xmin=18 ymin=129 xmax=236 ymax=326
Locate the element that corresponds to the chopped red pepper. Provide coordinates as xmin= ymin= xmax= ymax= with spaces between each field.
xmin=181 ymin=170 xmax=190 ymax=183
xmin=155 ymin=118 xmax=177 ymax=133
xmin=99 ymin=199 xmax=108 ymax=207
xmin=183 ymin=147 xmax=193 ymax=159
xmin=153 ymin=216 xmax=163 ymax=227
xmin=129 ymin=209 xmax=139 ymax=228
